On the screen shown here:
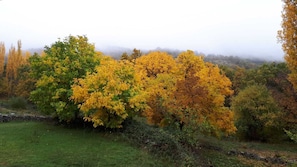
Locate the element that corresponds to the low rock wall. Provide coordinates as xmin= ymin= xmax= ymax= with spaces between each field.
xmin=0 ymin=113 xmax=53 ymax=122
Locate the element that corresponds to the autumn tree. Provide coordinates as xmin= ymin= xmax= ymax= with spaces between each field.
xmin=5 ymin=41 xmax=27 ymax=96
xmin=30 ymin=35 xmax=101 ymax=122
xmin=71 ymin=57 xmax=146 ymax=128
xmin=278 ymin=0 xmax=297 ymax=89
xmin=278 ymin=0 xmax=297 ymax=141
xmin=135 ymin=51 xmax=177 ymax=78
xmin=6 ymin=41 xmax=24 ymax=80
xmin=14 ymin=53 xmax=38 ymax=99
xmin=165 ymin=51 xmax=205 ymax=130
xmin=0 ymin=42 xmax=5 ymax=76
xmin=170 ymin=51 xmax=236 ymax=136
xmin=120 ymin=48 xmax=142 ymax=61
xmin=6 ymin=45 xmax=17 ymax=83
xmin=143 ymin=73 xmax=177 ymax=127
xmin=0 ymin=42 xmax=6 ymax=96
xmin=120 ymin=52 xmax=129 ymax=61
xmin=134 ymin=51 xmax=178 ymax=126
xmin=135 ymin=50 xmax=236 ymax=136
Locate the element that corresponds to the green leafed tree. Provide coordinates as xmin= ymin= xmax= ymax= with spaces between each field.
xmin=30 ymin=35 xmax=101 ymax=122
xmin=231 ymin=84 xmax=283 ymax=142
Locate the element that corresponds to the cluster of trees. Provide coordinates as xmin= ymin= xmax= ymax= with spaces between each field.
xmin=0 ymin=36 xmax=236 ymax=137
xmin=0 ymin=0 xmax=296 ymax=142
xmin=0 ymin=34 xmax=297 ymax=142
xmin=0 ymin=36 xmax=294 ymax=143
xmin=221 ymin=63 xmax=297 ymax=142
xmin=0 ymin=41 xmax=31 ymax=98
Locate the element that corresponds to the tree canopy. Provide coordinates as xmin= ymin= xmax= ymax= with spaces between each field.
xmin=30 ymin=35 xmax=101 ymax=122
xmin=71 ymin=57 xmax=147 ymax=128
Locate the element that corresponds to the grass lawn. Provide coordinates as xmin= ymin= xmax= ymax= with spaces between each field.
xmin=0 ymin=121 xmax=172 ymax=167
xmin=1 ymin=114 xmax=297 ymax=167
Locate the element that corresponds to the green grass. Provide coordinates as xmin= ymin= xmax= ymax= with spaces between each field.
xmin=1 ymin=111 xmax=297 ymax=167
xmin=197 ymin=135 xmax=297 ymax=167
xmin=200 ymin=149 xmax=252 ymax=167
xmin=0 ymin=121 xmax=172 ymax=167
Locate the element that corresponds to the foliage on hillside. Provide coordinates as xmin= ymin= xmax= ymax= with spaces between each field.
xmin=204 ymin=54 xmax=268 ymax=69
xmin=0 ymin=34 xmax=297 ymax=143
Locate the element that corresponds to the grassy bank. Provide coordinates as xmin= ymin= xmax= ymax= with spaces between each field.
xmin=0 ymin=121 xmax=172 ymax=167
xmin=1 ymin=114 xmax=297 ymax=166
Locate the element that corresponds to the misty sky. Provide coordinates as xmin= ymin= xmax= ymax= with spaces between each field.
xmin=0 ymin=0 xmax=284 ymax=60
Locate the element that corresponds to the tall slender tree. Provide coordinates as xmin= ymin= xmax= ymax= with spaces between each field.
xmin=278 ymin=0 xmax=297 ymax=89
xmin=0 ymin=42 xmax=6 ymax=96
xmin=5 ymin=41 xmax=27 ymax=96
xmin=0 ymin=42 xmax=5 ymax=76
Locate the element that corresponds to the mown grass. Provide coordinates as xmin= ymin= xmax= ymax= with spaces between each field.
xmin=0 ymin=121 xmax=172 ymax=167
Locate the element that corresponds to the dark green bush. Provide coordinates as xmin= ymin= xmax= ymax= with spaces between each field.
xmin=122 ymin=119 xmax=201 ymax=166
xmin=8 ymin=97 xmax=28 ymax=109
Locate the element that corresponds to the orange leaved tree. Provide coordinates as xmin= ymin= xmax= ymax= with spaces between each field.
xmin=170 ymin=51 xmax=236 ymax=136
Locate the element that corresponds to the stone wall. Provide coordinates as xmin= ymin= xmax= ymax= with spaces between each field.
xmin=0 ymin=113 xmax=53 ymax=122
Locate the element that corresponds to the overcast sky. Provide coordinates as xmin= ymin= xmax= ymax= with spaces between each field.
xmin=0 ymin=0 xmax=284 ymax=60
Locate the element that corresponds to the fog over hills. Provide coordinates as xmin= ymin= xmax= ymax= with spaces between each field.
xmin=25 ymin=45 xmax=284 ymax=63
xmin=97 ymin=46 xmax=284 ymax=62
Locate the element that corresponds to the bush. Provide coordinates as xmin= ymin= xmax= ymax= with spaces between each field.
xmin=122 ymin=118 xmax=201 ymax=166
xmin=8 ymin=97 xmax=28 ymax=109
xmin=284 ymin=129 xmax=297 ymax=143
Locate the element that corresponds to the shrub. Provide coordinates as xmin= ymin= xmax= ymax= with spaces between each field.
xmin=8 ymin=97 xmax=27 ymax=109
xmin=122 ymin=118 xmax=200 ymax=166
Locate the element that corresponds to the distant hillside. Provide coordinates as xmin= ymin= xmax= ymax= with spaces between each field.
xmin=26 ymin=48 xmax=44 ymax=54
xmin=97 ymin=46 xmax=133 ymax=59
xmin=25 ymin=46 xmax=280 ymax=69
xmin=204 ymin=54 xmax=275 ymax=69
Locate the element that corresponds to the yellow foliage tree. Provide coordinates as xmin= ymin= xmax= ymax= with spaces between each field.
xmin=15 ymin=52 xmax=36 ymax=99
xmin=277 ymin=0 xmax=297 ymax=140
xmin=197 ymin=62 xmax=236 ymax=135
xmin=137 ymin=50 xmax=236 ymax=136
xmin=135 ymin=51 xmax=178 ymax=78
xmin=135 ymin=51 xmax=178 ymax=126
xmin=5 ymin=40 xmax=26 ymax=96
xmin=0 ymin=42 xmax=5 ymax=76
xmin=0 ymin=42 xmax=6 ymax=96
xmin=278 ymin=0 xmax=297 ymax=90
xmin=120 ymin=48 xmax=142 ymax=62
xmin=71 ymin=57 xmax=147 ymax=128
xmin=171 ymin=51 xmax=236 ymax=135
xmin=144 ymin=73 xmax=177 ymax=127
